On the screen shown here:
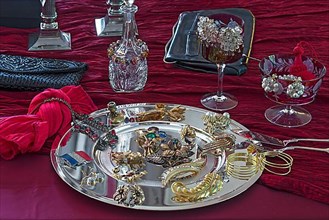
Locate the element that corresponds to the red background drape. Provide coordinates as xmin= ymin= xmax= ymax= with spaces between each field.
xmin=1 ymin=0 xmax=328 ymax=219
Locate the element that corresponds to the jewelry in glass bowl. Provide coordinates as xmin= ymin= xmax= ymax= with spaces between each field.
xmin=259 ymin=54 xmax=326 ymax=127
xmin=262 ymin=74 xmax=305 ymax=98
xmin=197 ymin=14 xmax=244 ymax=111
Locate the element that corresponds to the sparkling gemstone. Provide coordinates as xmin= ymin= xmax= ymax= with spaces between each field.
xmin=158 ymin=131 xmax=167 ymax=138
xmin=109 ymin=139 xmax=117 ymax=145
xmin=146 ymin=133 xmax=156 ymax=139
xmin=92 ymin=134 xmax=99 ymax=139
xmin=124 ymin=117 xmax=130 ymax=123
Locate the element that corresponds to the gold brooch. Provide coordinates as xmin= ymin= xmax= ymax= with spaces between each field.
xmin=200 ymin=135 xmax=235 ymax=156
xmin=110 ymin=151 xmax=147 ymax=183
xmin=161 ymin=157 xmax=207 ymax=186
xmin=113 ymin=184 xmax=145 ymax=207
xmin=136 ymin=104 xmax=186 ymax=122
xmin=136 ymin=125 xmax=196 ymax=168
xmin=171 ymin=172 xmax=223 ymax=203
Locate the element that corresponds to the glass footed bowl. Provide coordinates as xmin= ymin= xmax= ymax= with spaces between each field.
xmin=259 ymin=54 xmax=326 ymax=127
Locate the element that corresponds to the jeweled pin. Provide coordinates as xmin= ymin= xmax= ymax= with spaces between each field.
xmin=113 ymin=184 xmax=145 ymax=207
xmin=80 ymin=167 xmax=104 ymax=187
xmin=59 ymin=151 xmax=92 ymax=169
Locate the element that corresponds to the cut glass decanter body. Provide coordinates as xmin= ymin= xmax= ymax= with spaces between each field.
xmin=108 ymin=0 xmax=148 ymax=93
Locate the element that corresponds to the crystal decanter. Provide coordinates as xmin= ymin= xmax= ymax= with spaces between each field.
xmin=108 ymin=0 xmax=148 ymax=92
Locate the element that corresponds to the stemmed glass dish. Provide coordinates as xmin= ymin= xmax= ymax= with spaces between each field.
xmin=197 ymin=14 xmax=244 ymax=111
xmin=259 ymin=54 xmax=326 ymax=127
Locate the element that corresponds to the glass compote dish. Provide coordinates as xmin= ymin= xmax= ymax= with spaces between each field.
xmin=259 ymin=54 xmax=326 ymax=127
xmin=197 ymin=14 xmax=244 ymax=111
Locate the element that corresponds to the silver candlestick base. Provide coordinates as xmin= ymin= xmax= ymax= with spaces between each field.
xmin=95 ymin=0 xmax=124 ymax=37
xmin=28 ymin=0 xmax=71 ymax=51
xmin=28 ymin=28 xmax=71 ymax=51
xmin=95 ymin=15 xmax=123 ymax=37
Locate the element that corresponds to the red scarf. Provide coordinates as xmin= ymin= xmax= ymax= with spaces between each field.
xmin=0 ymin=86 xmax=97 ymax=160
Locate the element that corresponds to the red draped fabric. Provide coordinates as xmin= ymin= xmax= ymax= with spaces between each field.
xmin=1 ymin=0 xmax=328 ymax=219
xmin=0 ymin=86 xmax=97 ymax=160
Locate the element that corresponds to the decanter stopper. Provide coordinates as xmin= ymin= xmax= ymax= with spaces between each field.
xmin=108 ymin=0 xmax=149 ymax=93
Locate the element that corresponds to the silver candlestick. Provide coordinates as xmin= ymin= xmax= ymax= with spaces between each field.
xmin=28 ymin=0 xmax=71 ymax=51
xmin=95 ymin=0 xmax=124 ymax=37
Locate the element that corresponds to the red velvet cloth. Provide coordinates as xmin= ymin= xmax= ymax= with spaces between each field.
xmin=0 ymin=86 xmax=97 ymax=160
xmin=1 ymin=0 xmax=329 ymax=218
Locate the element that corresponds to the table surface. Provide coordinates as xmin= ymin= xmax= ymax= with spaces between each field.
xmin=1 ymin=0 xmax=329 ymax=219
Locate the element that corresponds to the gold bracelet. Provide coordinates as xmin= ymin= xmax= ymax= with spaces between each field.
xmin=262 ymin=151 xmax=293 ymax=175
xmin=226 ymin=152 xmax=263 ymax=180
xmin=263 ymin=151 xmax=293 ymax=168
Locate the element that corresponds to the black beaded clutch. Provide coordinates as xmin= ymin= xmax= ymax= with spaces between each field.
xmin=164 ymin=8 xmax=255 ymax=75
xmin=0 ymin=54 xmax=87 ymax=90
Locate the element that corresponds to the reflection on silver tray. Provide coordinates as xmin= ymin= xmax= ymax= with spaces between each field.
xmin=50 ymin=103 xmax=262 ymax=210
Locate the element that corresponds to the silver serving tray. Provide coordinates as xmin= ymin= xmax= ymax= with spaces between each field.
xmin=50 ymin=103 xmax=262 ymax=210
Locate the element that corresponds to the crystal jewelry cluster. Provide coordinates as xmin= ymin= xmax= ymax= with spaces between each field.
xmin=203 ymin=112 xmax=231 ymax=135
xmin=261 ymin=74 xmax=282 ymax=93
xmin=261 ymin=74 xmax=305 ymax=98
xmin=197 ymin=16 xmax=243 ymax=56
